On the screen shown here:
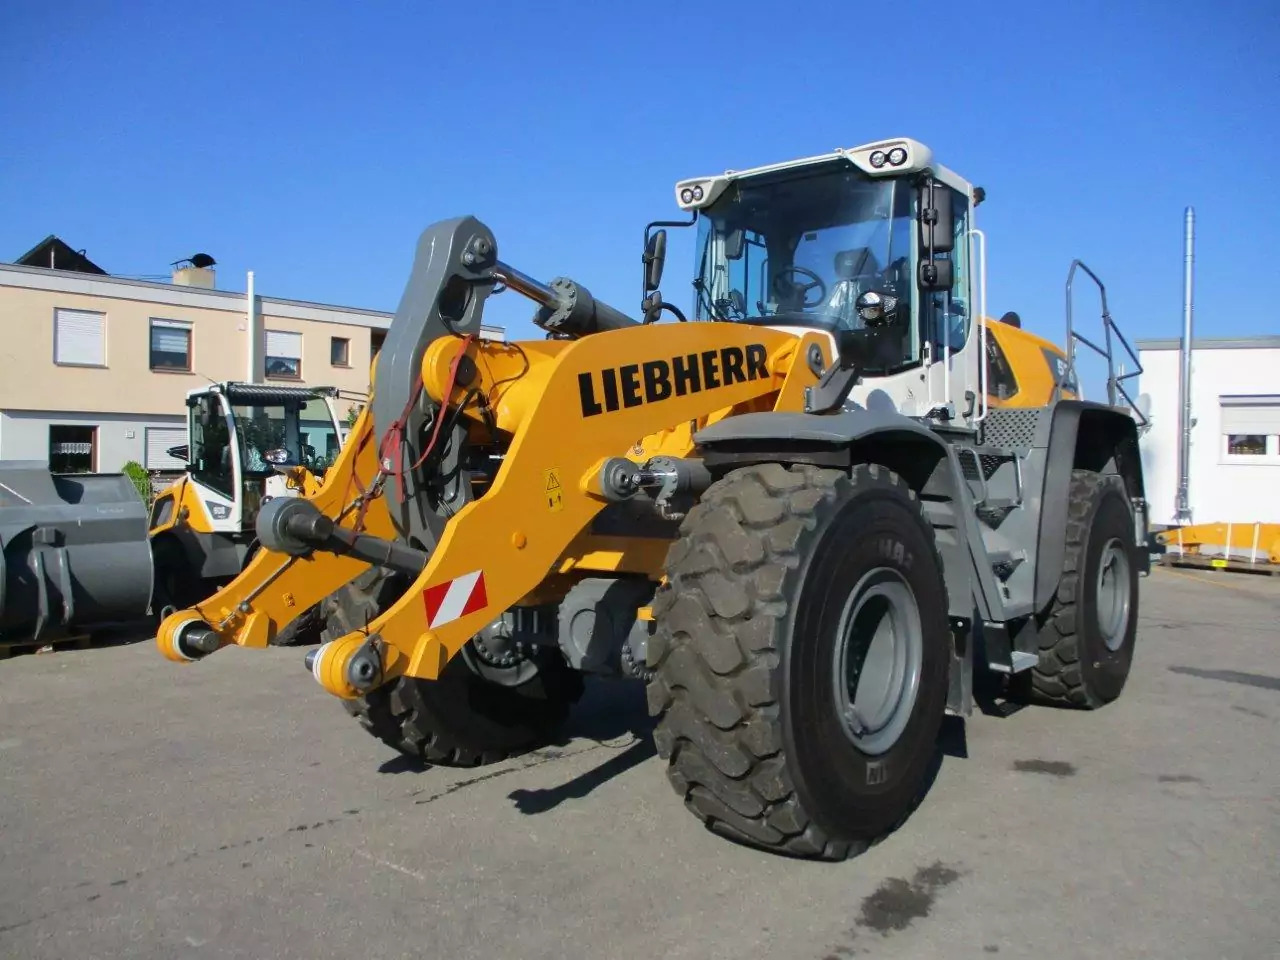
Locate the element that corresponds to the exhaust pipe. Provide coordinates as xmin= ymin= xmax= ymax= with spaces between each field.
xmin=1174 ymin=207 xmax=1195 ymax=524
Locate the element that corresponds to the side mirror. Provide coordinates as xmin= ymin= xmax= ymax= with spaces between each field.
xmin=918 ymin=181 xmax=954 ymax=254
xmin=918 ymin=258 xmax=955 ymax=291
xmin=643 ymin=229 xmax=667 ymax=293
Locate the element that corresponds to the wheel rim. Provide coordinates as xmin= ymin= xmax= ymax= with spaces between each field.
xmin=1096 ymin=538 xmax=1132 ymax=652
xmin=832 ymin=567 xmax=923 ymax=756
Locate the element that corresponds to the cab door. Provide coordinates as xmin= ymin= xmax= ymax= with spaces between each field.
xmin=183 ymin=392 xmax=242 ymax=535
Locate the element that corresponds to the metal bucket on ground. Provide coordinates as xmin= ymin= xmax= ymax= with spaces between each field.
xmin=0 ymin=461 xmax=154 ymax=643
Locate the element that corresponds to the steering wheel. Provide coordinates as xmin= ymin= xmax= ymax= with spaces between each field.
xmin=772 ymin=266 xmax=827 ymax=309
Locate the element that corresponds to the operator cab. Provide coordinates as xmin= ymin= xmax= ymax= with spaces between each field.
xmin=183 ymin=383 xmax=344 ymax=533
xmin=666 ymin=138 xmax=981 ymax=422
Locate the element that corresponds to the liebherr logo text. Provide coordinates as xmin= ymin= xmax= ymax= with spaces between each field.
xmin=578 ymin=344 xmax=769 ymax=418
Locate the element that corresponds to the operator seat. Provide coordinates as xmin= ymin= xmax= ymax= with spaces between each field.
xmin=825 ymin=247 xmax=881 ymax=326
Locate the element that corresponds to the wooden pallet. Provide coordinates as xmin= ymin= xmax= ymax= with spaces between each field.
xmin=1158 ymin=553 xmax=1280 ymax=577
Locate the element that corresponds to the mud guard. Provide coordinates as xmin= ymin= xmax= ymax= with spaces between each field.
xmin=1032 ymin=400 xmax=1148 ymax=610
xmin=692 ymin=409 xmax=976 ymax=715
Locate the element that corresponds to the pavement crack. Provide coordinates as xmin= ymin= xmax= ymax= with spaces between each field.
xmin=0 ymin=909 xmax=58 ymax=936
xmin=17 ymin=738 xmax=617 ymax=926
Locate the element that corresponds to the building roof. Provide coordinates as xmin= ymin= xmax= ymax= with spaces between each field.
xmin=0 ymin=261 xmax=505 ymax=338
xmin=1137 ymin=334 xmax=1280 ymax=351
xmin=14 ymin=235 xmax=108 ymax=275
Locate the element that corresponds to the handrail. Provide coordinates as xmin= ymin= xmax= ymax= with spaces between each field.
xmin=969 ymin=228 xmax=988 ymax=424
xmin=1063 ymin=259 xmax=1147 ymax=427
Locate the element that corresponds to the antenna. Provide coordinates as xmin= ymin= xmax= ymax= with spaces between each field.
xmin=171 ymin=253 xmax=217 ymax=269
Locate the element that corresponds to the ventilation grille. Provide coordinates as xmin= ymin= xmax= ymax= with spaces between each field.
xmin=983 ymin=409 xmax=1041 ymax=449
xmin=980 ymin=454 xmax=1006 ymax=479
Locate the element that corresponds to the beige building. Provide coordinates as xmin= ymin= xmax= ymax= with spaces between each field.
xmin=0 ymin=237 xmax=503 ymax=475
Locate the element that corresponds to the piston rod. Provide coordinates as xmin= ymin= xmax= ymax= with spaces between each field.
xmin=494 ymin=260 xmax=559 ymax=308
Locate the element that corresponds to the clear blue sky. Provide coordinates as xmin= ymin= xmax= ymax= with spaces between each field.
xmin=3 ymin=0 xmax=1277 ymax=359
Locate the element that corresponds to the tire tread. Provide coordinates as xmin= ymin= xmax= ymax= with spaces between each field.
xmin=649 ymin=462 xmax=942 ymax=860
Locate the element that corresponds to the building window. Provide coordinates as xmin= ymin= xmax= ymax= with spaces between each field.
xmin=331 ymin=336 xmax=350 ymax=367
xmin=150 ymin=318 xmax=192 ymax=371
xmin=49 ymin=425 xmax=96 ymax=473
xmin=1226 ymin=434 xmax=1268 ymax=456
xmin=265 ymin=330 xmax=302 ymax=379
xmin=53 ymin=308 xmax=106 ymax=366
xmin=1220 ymin=396 xmax=1280 ymax=462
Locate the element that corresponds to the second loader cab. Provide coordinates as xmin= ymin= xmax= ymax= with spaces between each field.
xmin=183 ymin=382 xmax=344 ymax=534
xmin=148 ymin=381 xmax=346 ymax=624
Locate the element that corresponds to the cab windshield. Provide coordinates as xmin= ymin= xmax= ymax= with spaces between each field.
xmin=693 ymin=162 xmax=917 ymax=372
xmin=232 ymin=397 xmax=341 ymax=475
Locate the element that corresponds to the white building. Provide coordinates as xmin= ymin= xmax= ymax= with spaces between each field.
xmin=1136 ymin=334 xmax=1280 ymax=526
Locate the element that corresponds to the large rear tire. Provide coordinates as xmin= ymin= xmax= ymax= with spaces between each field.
xmin=647 ymin=462 xmax=951 ymax=860
xmin=327 ymin=566 xmax=584 ymax=767
xmin=1019 ymin=469 xmax=1139 ymax=708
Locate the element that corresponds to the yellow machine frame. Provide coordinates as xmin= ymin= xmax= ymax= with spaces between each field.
xmin=159 ymin=323 xmax=830 ymax=691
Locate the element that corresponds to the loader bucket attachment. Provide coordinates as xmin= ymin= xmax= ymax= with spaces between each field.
xmin=0 ymin=461 xmax=154 ymax=643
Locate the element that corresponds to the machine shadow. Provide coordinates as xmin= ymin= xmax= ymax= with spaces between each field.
xmin=559 ymin=676 xmax=657 ymax=743
xmin=380 ymin=681 xmax=970 ymax=830
xmin=508 ymin=737 xmax=656 ymax=814
xmin=376 ymin=676 xmax=656 ymax=780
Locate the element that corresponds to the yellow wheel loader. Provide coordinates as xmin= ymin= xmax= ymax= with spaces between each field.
xmin=148 ymin=381 xmax=349 ymax=644
xmin=155 ymin=137 xmax=1149 ymax=859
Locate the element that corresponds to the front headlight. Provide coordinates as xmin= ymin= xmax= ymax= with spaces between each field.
xmin=855 ymin=291 xmax=899 ymax=326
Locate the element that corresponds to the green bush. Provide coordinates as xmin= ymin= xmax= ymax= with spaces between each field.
xmin=121 ymin=460 xmax=152 ymax=505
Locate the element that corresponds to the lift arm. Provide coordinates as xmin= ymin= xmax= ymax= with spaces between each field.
xmin=157 ymin=215 xmax=831 ymax=700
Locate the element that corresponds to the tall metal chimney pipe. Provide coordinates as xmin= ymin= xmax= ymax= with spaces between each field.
xmin=1174 ymin=207 xmax=1195 ymax=523
xmin=246 ymin=270 xmax=261 ymax=383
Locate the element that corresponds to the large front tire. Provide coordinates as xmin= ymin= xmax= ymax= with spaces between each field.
xmin=328 ymin=566 xmax=584 ymax=767
xmin=648 ymin=463 xmax=951 ymax=860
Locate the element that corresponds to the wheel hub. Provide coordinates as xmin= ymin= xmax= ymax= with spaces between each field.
xmin=1095 ymin=538 xmax=1132 ymax=652
xmin=832 ymin=568 xmax=923 ymax=756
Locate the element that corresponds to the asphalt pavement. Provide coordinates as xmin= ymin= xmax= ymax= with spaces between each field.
xmin=2 ymin=566 xmax=1278 ymax=960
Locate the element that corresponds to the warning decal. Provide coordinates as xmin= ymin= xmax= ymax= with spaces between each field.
xmin=544 ymin=468 xmax=564 ymax=513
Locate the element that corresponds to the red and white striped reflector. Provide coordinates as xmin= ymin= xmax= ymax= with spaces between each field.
xmin=422 ymin=570 xmax=488 ymax=629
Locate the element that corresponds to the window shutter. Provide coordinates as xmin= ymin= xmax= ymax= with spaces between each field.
xmin=1220 ymin=397 xmax=1280 ymax=435
xmin=150 ymin=319 xmax=191 ymax=354
xmin=265 ymin=330 xmax=302 ymax=358
xmin=54 ymin=308 xmax=105 ymax=365
xmin=145 ymin=427 xmax=188 ymax=470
